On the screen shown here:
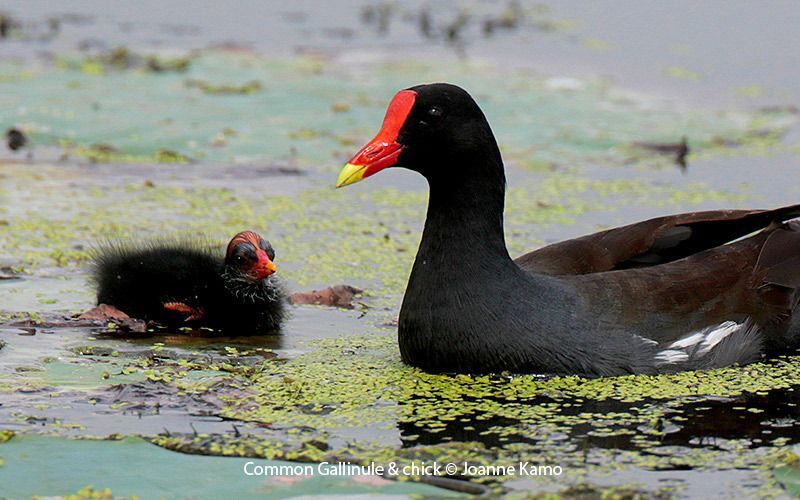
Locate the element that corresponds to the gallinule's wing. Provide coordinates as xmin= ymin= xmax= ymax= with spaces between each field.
xmin=515 ymin=205 xmax=800 ymax=275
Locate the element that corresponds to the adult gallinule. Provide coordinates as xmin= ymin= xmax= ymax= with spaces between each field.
xmin=336 ymin=83 xmax=800 ymax=376
xmin=93 ymin=231 xmax=286 ymax=334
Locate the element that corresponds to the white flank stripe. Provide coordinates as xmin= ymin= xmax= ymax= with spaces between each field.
xmin=654 ymin=349 xmax=690 ymax=364
xmin=654 ymin=320 xmax=747 ymax=365
xmin=668 ymin=332 xmax=704 ymax=349
xmin=698 ymin=321 xmax=742 ymax=355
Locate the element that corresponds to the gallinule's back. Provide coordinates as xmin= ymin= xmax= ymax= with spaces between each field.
xmin=93 ymin=231 xmax=286 ymax=334
xmin=336 ymin=83 xmax=800 ymax=376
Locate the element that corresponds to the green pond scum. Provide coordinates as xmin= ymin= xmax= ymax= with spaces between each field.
xmin=1 ymin=43 xmax=800 ymax=498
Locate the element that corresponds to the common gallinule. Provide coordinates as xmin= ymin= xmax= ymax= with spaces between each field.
xmin=93 ymin=231 xmax=286 ymax=334
xmin=336 ymin=83 xmax=800 ymax=376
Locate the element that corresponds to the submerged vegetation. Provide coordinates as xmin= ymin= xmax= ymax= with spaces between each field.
xmin=56 ymin=47 xmax=194 ymax=75
xmin=184 ymin=78 xmax=263 ymax=95
xmin=1 ymin=51 xmax=795 ymax=167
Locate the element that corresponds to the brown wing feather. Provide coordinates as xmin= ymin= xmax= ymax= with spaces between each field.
xmin=749 ymin=221 xmax=800 ymax=339
xmin=515 ymin=204 xmax=800 ymax=276
xmin=755 ymin=221 xmax=800 ymax=288
xmin=565 ymin=219 xmax=800 ymax=347
xmin=570 ymin=233 xmax=761 ymax=344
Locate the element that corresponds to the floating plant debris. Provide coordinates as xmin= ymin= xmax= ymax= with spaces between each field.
xmin=289 ymin=285 xmax=363 ymax=309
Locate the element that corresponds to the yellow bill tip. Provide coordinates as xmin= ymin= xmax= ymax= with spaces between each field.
xmin=336 ymin=162 xmax=367 ymax=188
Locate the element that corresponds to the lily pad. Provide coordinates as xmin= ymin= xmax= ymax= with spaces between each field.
xmin=0 ymin=434 xmax=456 ymax=498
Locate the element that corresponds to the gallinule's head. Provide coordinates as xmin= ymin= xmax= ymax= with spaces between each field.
xmin=224 ymin=231 xmax=277 ymax=281
xmin=336 ymin=83 xmax=499 ymax=187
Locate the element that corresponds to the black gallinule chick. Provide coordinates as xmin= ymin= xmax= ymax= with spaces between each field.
xmin=93 ymin=231 xmax=286 ymax=334
xmin=337 ymin=83 xmax=800 ymax=376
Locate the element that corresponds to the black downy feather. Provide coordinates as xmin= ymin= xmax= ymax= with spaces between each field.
xmin=91 ymin=234 xmax=286 ymax=335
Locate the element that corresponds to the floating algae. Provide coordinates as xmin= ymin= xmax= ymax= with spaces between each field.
xmin=2 ymin=46 xmax=800 ymax=497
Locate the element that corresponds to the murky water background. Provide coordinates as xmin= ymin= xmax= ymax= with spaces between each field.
xmin=1 ymin=1 xmax=800 ymax=498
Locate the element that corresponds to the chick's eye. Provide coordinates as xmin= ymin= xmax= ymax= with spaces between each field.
xmin=428 ymin=106 xmax=443 ymax=118
xmin=267 ymin=247 xmax=275 ymax=261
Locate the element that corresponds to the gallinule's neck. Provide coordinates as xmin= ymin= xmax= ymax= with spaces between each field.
xmin=416 ymin=138 xmax=513 ymax=277
xmin=398 ymin=121 xmax=576 ymax=372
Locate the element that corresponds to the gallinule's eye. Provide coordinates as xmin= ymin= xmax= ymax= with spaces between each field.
xmin=427 ymin=106 xmax=443 ymax=118
xmin=230 ymin=242 xmax=258 ymax=268
xmin=419 ymin=106 xmax=444 ymax=128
